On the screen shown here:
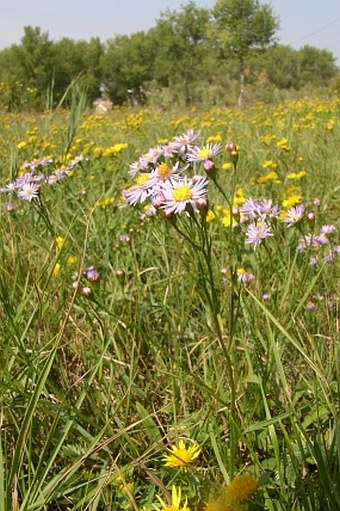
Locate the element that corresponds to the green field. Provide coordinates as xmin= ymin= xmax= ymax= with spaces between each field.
xmin=0 ymin=95 xmax=339 ymax=510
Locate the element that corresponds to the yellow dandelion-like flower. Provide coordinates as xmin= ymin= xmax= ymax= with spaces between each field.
xmin=282 ymin=194 xmax=302 ymax=208
xmin=53 ymin=263 xmax=61 ymax=277
xmin=163 ymin=439 xmax=201 ymax=468
xmin=155 ymin=486 xmax=190 ymax=511
xmin=287 ymin=170 xmax=307 ymax=180
xmin=55 ymin=236 xmax=65 ymax=250
xmin=262 ymin=160 xmax=278 ymax=169
xmin=233 ymin=187 xmax=245 ymax=206
xmin=221 ymin=210 xmax=238 ymax=229
xmin=204 ymin=501 xmax=232 ymax=511
xmin=276 ymin=137 xmax=290 ymax=152
xmin=206 ymin=210 xmax=216 ymax=222
xmin=206 ymin=134 xmax=222 ymax=143
xmin=67 ymin=255 xmax=77 ymax=265
xmin=225 ymin=474 xmax=259 ymax=505
xmin=260 ymin=133 xmax=276 ymax=146
xmin=222 ymin=162 xmax=232 ymax=171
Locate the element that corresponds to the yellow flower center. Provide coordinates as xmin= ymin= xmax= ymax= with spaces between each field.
xmin=158 ymin=162 xmax=171 ymax=180
xmin=136 ymin=173 xmax=150 ymax=185
xmin=198 ymin=148 xmax=210 ymax=160
xmin=172 ymin=185 xmax=192 ymax=202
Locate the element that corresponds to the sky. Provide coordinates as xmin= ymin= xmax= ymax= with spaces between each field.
xmin=0 ymin=0 xmax=340 ymax=62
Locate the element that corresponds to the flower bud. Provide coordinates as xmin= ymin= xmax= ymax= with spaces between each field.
xmin=85 ymin=266 xmax=101 ymax=283
xmin=225 ymin=142 xmax=239 ymax=165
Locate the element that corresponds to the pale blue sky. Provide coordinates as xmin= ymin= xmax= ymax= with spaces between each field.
xmin=0 ymin=0 xmax=339 ymax=62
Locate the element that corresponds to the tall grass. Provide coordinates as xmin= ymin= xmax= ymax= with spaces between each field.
xmin=0 ymin=92 xmax=339 ymax=510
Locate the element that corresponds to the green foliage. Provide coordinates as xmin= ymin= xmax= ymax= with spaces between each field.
xmin=0 ymin=92 xmax=339 ymax=509
xmin=0 ymin=1 xmax=337 ymax=110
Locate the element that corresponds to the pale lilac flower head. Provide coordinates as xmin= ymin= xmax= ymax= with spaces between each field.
xmin=257 ymin=199 xmax=280 ymax=219
xmin=186 ymin=143 xmax=221 ymax=170
xmin=5 ymin=202 xmax=14 ymax=212
xmin=245 ymin=220 xmax=274 ymax=250
xmin=160 ymin=175 xmax=208 ymax=215
xmin=122 ymin=172 xmax=158 ymax=206
xmin=85 ymin=266 xmax=101 ymax=283
xmin=283 ymin=204 xmax=305 ymax=227
xmin=240 ymin=197 xmax=260 ymax=219
xmin=237 ymin=268 xmax=255 ymax=283
xmin=320 ymin=224 xmax=336 ymax=235
xmin=304 ymin=301 xmax=316 ymax=311
xmin=171 ymin=129 xmax=201 ymax=154
xmin=17 ymin=182 xmax=40 ymax=202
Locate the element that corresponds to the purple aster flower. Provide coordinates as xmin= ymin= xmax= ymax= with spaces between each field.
xmin=5 ymin=202 xmax=14 ymax=212
xmin=237 ymin=268 xmax=255 ymax=283
xmin=240 ymin=197 xmax=260 ymax=219
xmin=323 ymin=252 xmax=335 ymax=263
xmin=85 ymin=266 xmax=101 ymax=282
xmin=257 ymin=199 xmax=280 ymax=219
xmin=320 ymin=224 xmax=336 ymax=235
xmin=314 ymin=233 xmax=330 ymax=245
xmin=262 ymin=293 xmax=271 ymax=301
xmin=122 ymin=172 xmax=158 ymax=206
xmin=245 ymin=220 xmax=274 ymax=250
xmin=119 ymin=233 xmax=130 ymax=243
xmin=283 ymin=204 xmax=305 ymax=227
xmin=171 ymin=129 xmax=201 ymax=154
xmin=17 ymin=182 xmax=40 ymax=201
xmin=186 ymin=143 xmax=221 ymax=170
xmin=160 ymin=175 xmax=208 ymax=215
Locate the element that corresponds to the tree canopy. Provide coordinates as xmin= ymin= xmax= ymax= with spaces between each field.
xmin=0 ymin=1 xmax=337 ymax=111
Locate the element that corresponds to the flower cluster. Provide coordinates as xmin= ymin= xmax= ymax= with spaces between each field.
xmin=122 ymin=130 xmax=220 ymax=217
xmin=0 ymin=155 xmax=85 ymax=205
xmin=72 ymin=265 xmax=101 ymax=297
xmin=298 ymin=224 xmax=339 ymax=265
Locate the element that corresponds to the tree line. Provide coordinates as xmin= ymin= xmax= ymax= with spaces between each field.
xmin=0 ymin=0 xmax=338 ymax=110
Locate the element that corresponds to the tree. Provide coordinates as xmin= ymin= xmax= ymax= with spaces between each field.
xmin=297 ymin=46 xmax=337 ymax=88
xmin=102 ymin=31 xmax=155 ymax=104
xmin=149 ymin=1 xmax=213 ymax=105
xmin=212 ymin=0 xmax=279 ymax=105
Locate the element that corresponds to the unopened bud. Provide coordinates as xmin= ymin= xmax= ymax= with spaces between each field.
xmin=85 ymin=266 xmax=101 ymax=283
xmin=80 ymin=286 xmax=92 ymax=296
xmin=225 ymin=142 xmax=239 ymax=164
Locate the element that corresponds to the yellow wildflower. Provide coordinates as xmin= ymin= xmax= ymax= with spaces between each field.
xmin=262 ymin=160 xmax=278 ymax=169
xmin=282 ymin=194 xmax=302 ymax=208
xmin=163 ymin=439 xmax=201 ymax=468
xmin=222 ymin=162 xmax=232 ymax=171
xmin=206 ymin=210 xmax=216 ymax=222
xmin=225 ymin=474 xmax=259 ymax=505
xmin=55 ymin=236 xmax=65 ymax=250
xmin=155 ymin=486 xmax=190 ymax=511
xmin=287 ymin=170 xmax=307 ymax=180
xmin=204 ymin=501 xmax=231 ymax=511
xmin=53 ymin=263 xmax=61 ymax=277
xmin=277 ymin=137 xmax=290 ymax=151
xmin=67 ymin=256 xmax=77 ymax=265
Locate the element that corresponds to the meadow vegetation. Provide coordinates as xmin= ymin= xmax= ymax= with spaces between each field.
xmin=0 ymin=90 xmax=339 ymax=510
